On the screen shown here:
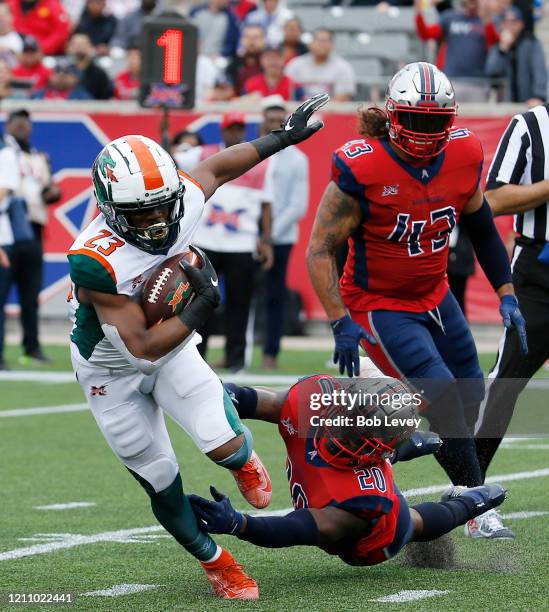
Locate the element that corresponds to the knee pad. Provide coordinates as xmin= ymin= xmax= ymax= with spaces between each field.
xmin=136 ymin=455 xmax=179 ymax=493
xmin=100 ymin=403 xmax=153 ymax=460
xmin=100 ymin=403 xmax=179 ymax=492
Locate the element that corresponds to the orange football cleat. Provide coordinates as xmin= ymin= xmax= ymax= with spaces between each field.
xmin=231 ymin=450 xmax=272 ymax=509
xmin=201 ymin=548 xmax=259 ymax=600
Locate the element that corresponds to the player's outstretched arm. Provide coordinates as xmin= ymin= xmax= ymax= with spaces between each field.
xmin=190 ymin=94 xmax=329 ymax=201
xmin=189 ymin=486 xmax=367 ymax=548
xmin=461 ymin=186 xmax=528 ymax=354
xmin=224 ymin=383 xmax=286 ymax=423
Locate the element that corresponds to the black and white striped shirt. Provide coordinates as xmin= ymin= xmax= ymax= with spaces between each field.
xmin=486 ymin=104 xmax=549 ymax=242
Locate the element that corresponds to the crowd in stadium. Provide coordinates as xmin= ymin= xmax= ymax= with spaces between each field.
xmin=0 ymin=0 xmax=543 ymax=104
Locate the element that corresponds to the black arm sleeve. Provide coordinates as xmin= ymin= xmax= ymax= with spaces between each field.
xmin=238 ymin=509 xmax=319 ymax=548
xmin=460 ymin=198 xmax=512 ymax=291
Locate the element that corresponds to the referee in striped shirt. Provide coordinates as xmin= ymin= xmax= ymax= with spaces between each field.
xmin=476 ymin=105 xmax=549 ymax=502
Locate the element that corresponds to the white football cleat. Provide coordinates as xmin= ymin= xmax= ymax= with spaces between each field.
xmin=464 ymin=509 xmax=516 ymax=540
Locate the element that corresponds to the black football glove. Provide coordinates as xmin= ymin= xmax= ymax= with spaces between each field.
xmin=178 ymin=245 xmax=221 ymax=332
xmin=188 ymin=486 xmax=245 ymax=535
xmin=252 ymin=93 xmax=330 ymax=159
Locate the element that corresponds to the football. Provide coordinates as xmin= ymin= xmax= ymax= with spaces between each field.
xmin=141 ymin=250 xmax=202 ymax=327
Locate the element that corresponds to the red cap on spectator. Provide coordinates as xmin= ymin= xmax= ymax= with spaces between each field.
xmin=220 ymin=112 xmax=246 ymax=129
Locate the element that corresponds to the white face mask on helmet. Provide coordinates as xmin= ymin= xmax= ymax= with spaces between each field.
xmin=92 ymin=134 xmax=185 ymax=252
xmin=386 ymin=62 xmax=457 ymax=159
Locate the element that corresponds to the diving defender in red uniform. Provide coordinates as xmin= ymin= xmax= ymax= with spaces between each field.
xmin=188 ymin=374 xmax=506 ymax=576
xmin=306 ymin=63 xmax=527 ymax=538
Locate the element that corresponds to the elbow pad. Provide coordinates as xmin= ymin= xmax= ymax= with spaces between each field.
xmin=101 ymin=323 xmax=193 ymax=375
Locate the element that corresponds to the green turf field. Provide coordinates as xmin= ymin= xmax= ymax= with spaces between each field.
xmin=1 ymin=344 xmax=548 ymax=611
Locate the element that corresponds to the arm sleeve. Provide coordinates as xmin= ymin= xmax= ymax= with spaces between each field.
xmin=486 ymin=116 xmax=530 ymax=189
xmin=273 ymin=154 xmax=309 ymax=239
xmin=239 ymin=509 xmax=319 ymax=548
xmin=461 ymin=199 xmax=512 ymax=290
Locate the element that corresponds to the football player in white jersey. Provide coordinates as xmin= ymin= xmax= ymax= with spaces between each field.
xmin=67 ymin=94 xmax=328 ymax=600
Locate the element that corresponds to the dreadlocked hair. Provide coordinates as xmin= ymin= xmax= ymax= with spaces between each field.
xmin=358 ymin=106 xmax=389 ymax=139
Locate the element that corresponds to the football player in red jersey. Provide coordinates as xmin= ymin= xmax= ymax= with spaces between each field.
xmin=306 ymin=63 xmax=526 ymax=538
xmin=188 ymin=374 xmax=506 ymax=576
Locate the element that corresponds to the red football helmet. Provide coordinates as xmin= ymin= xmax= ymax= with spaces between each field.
xmin=386 ymin=62 xmax=457 ymax=159
xmin=313 ymin=378 xmax=417 ymax=470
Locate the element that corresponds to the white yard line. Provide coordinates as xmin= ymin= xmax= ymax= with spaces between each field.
xmin=0 ymin=467 xmax=547 ymax=563
xmin=0 ymin=404 xmax=88 ymax=417
xmin=401 ymin=468 xmax=549 ymax=497
xmin=0 ymin=370 xmax=299 ymax=387
xmin=500 ymin=444 xmax=549 ymax=450
xmin=0 ymin=371 xmax=76 ymax=384
xmin=35 ymin=502 xmax=96 ymax=511
xmin=0 ymin=526 xmax=165 ymax=562
xmin=82 ymin=584 xmax=160 ymax=597
xmin=502 ymin=511 xmax=549 ymax=520
xmin=372 ymin=590 xmax=450 ymax=603
xmin=5 ymin=368 xmax=549 ymax=388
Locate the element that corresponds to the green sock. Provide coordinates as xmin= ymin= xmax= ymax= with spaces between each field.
xmin=130 ymin=470 xmax=217 ymax=561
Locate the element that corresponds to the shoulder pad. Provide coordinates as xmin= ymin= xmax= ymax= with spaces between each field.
xmin=68 ymin=250 xmax=117 ymax=294
xmin=332 ymin=140 xmax=373 ymax=197
xmin=448 ymin=128 xmax=483 ymax=163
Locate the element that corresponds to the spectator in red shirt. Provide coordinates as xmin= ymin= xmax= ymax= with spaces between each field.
xmin=8 ymin=0 xmax=71 ymax=56
xmin=114 ymin=43 xmax=140 ymax=100
xmin=12 ymin=35 xmax=51 ymax=93
xmin=243 ymin=46 xmax=301 ymax=100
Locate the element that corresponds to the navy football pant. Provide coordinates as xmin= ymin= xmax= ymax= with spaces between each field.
xmin=351 ymin=290 xmax=485 ymax=486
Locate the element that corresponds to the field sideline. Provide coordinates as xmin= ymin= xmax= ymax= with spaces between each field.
xmin=1 ymin=343 xmax=548 ymax=611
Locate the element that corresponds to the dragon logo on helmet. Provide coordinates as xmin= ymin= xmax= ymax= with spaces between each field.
xmin=91 ymin=135 xmax=186 ymax=253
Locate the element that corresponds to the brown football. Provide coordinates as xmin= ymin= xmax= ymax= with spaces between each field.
xmin=141 ymin=250 xmax=202 ymax=327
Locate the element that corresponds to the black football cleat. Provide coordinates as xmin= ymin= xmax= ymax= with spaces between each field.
xmin=441 ymin=483 xmax=507 ymax=514
xmin=392 ymin=431 xmax=442 ymax=463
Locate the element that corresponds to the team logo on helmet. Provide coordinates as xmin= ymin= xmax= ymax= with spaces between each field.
xmin=93 ymin=148 xmax=118 ymax=203
xmin=92 ymin=135 xmax=186 ymax=253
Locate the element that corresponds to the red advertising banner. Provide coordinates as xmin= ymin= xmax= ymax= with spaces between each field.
xmin=27 ymin=110 xmax=515 ymax=323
